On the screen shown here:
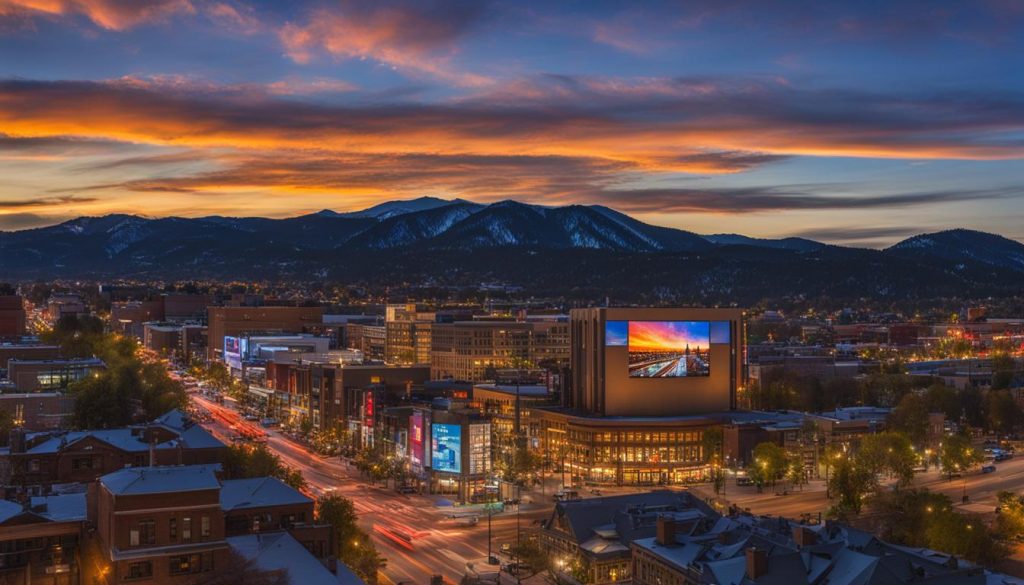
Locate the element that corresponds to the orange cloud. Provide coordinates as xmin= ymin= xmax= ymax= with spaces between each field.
xmin=279 ymin=1 xmax=491 ymax=87
xmin=1 ymin=76 xmax=1022 ymax=221
xmin=0 ymin=0 xmax=194 ymax=30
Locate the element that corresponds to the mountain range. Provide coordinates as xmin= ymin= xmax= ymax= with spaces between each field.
xmin=2 ymin=197 xmax=1023 ymax=303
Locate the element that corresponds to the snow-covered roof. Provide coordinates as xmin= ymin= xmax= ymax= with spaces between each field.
xmin=228 ymin=532 xmax=364 ymax=585
xmin=220 ymin=477 xmax=311 ymax=512
xmin=30 ymin=493 xmax=87 ymax=522
xmin=101 ymin=464 xmax=221 ymax=495
xmin=0 ymin=500 xmax=23 ymax=524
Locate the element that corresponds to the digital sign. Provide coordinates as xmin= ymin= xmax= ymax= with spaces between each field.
xmin=223 ymin=336 xmax=243 ymax=370
xmin=605 ymin=321 xmax=628 ymax=347
xmin=431 ymin=423 xmax=462 ymax=473
xmin=409 ymin=411 xmax=424 ymax=467
xmin=627 ymin=321 xmax=710 ymax=378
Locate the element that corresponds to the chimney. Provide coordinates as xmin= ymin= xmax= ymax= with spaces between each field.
xmin=746 ymin=547 xmax=768 ymax=580
xmin=793 ymin=526 xmax=817 ymax=547
xmin=656 ymin=515 xmax=677 ymax=546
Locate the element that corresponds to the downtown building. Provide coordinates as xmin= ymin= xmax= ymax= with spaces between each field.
xmin=428 ymin=317 xmax=569 ymax=382
xmin=534 ymin=307 xmax=745 ymax=486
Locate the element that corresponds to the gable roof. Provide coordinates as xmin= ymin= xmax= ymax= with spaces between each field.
xmin=101 ymin=464 xmax=221 ymax=496
xmin=220 ymin=477 xmax=311 ymax=512
xmin=228 ymin=531 xmax=365 ymax=585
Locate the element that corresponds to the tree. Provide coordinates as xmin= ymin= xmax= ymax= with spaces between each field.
xmin=510 ymin=540 xmax=550 ymax=575
xmin=925 ymin=510 xmax=1006 ymax=565
xmin=985 ymin=389 xmax=1020 ymax=436
xmin=924 ymin=383 xmax=961 ymax=421
xmin=221 ymin=444 xmax=307 ymax=490
xmin=749 ymin=442 xmax=789 ymax=490
xmin=701 ymin=428 xmax=726 ymax=495
xmin=317 ymin=494 xmax=385 ymax=585
xmin=827 ymin=455 xmax=875 ymax=517
xmin=887 ymin=393 xmax=930 ymax=446
xmin=996 ymin=491 xmax=1024 ymax=539
xmin=939 ymin=434 xmax=983 ymax=479
xmin=857 ymin=432 xmax=916 ymax=489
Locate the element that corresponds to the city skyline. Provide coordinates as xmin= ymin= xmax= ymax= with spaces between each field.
xmin=2 ymin=0 xmax=1024 ymax=247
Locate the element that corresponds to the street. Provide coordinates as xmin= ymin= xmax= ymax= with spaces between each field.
xmin=189 ymin=390 xmax=1024 ymax=584
xmin=190 ymin=394 xmax=549 ymax=585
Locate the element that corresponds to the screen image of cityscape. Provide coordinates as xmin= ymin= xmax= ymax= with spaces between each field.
xmin=431 ymin=423 xmax=461 ymax=474
xmin=628 ymin=321 xmax=711 ymax=378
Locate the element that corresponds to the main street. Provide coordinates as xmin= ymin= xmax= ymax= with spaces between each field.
xmin=189 ymin=394 xmax=549 ymax=585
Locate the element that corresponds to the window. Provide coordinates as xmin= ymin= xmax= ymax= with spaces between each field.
xmin=201 ymin=516 xmax=210 ymax=538
xmin=251 ymin=515 xmax=260 ymax=532
xmin=71 ymin=457 xmax=93 ymax=470
xmin=138 ymin=520 xmax=156 ymax=545
xmin=182 ymin=517 xmax=192 ymax=542
xmin=129 ymin=529 xmax=139 ymax=547
xmin=169 ymin=518 xmax=177 ymax=541
xmin=126 ymin=561 xmax=152 ymax=580
xmin=168 ymin=553 xmax=213 ymax=576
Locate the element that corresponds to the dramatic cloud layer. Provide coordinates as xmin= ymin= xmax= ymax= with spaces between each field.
xmin=1 ymin=0 xmax=1022 ymax=244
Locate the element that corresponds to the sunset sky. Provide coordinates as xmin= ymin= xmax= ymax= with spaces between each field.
xmin=628 ymin=321 xmax=709 ymax=353
xmin=1 ymin=0 xmax=1023 ymax=245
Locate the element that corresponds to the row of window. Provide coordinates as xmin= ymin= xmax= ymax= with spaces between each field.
xmin=129 ymin=516 xmax=210 ymax=547
xmin=125 ymin=552 xmax=214 ymax=580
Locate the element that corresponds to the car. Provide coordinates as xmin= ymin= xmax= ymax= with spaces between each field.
xmin=736 ymin=477 xmax=754 ymax=487
xmin=396 ymin=485 xmax=417 ymax=494
xmin=982 ymin=464 xmax=997 ymax=473
xmin=500 ymin=543 xmax=512 ymax=554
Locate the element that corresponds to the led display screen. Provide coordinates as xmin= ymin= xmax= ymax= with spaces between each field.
xmin=431 ymin=423 xmax=462 ymax=473
xmin=223 ymin=336 xmax=243 ymax=370
xmin=409 ymin=411 xmax=424 ymax=467
xmin=627 ymin=321 xmax=710 ymax=378
xmin=605 ymin=321 xmax=628 ymax=346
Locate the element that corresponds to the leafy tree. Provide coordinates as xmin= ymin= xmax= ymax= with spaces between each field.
xmin=701 ymin=428 xmax=726 ymax=495
xmin=829 ymin=455 xmax=875 ymax=517
xmin=924 ymin=383 xmax=961 ymax=421
xmin=887 ymin=393 xmax=930 ymax=446
xmin=925 ymin=510 xmax=1006 ymax=565
xmin=990 ymin=353 xmax=1016 ymax=391
xmin=985 ymin=389 xmax=1020 ymax=435
xmin=939 ymin=434 xmax=983 ymax=479
xmin=221 ymin=444 xmax=307 ymax=490
xmin=510 ymin=540 xmax=549 ymax=574
xmin=874 ymin=489 xmax=953 ymax=546
xmin=749 ymin=442 xmax=789 ymax=490
xmin=317 ymin=494 xmax=385 ymax=585
xmin=996 ymin=491 xmax=1024 ymax=539
xmin=71 ymin=369 xmax=133 ymax=429
xmin=857 ymin=432 xmax=916 ymax=489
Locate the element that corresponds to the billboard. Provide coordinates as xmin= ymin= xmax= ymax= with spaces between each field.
xmin=409 ymin=411 xmax=425 ymax=467
xmin=431 ymin=423 xmax=462 ymax=473
xmin=224 ymin=336 xmax=243 ymax=370
xmin=627 ymin=321 xmax=710 ymax=378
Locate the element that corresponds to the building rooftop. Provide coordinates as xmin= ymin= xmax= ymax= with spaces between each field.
xmin=30 ymin=492 xmax=87 ymax=522
xmin=228 ymin=532 xmax=364 ymax=585
xmin=220 ymin=477 xmax=312 ymax=512
xmin=101 ymin=464 xmax=221 ymax=496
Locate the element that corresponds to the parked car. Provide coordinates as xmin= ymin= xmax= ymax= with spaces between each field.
xmin=982 ymin=464 xmax=997 ymax=474
xmin=736 ymin=477 xmax=754 ymax=487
